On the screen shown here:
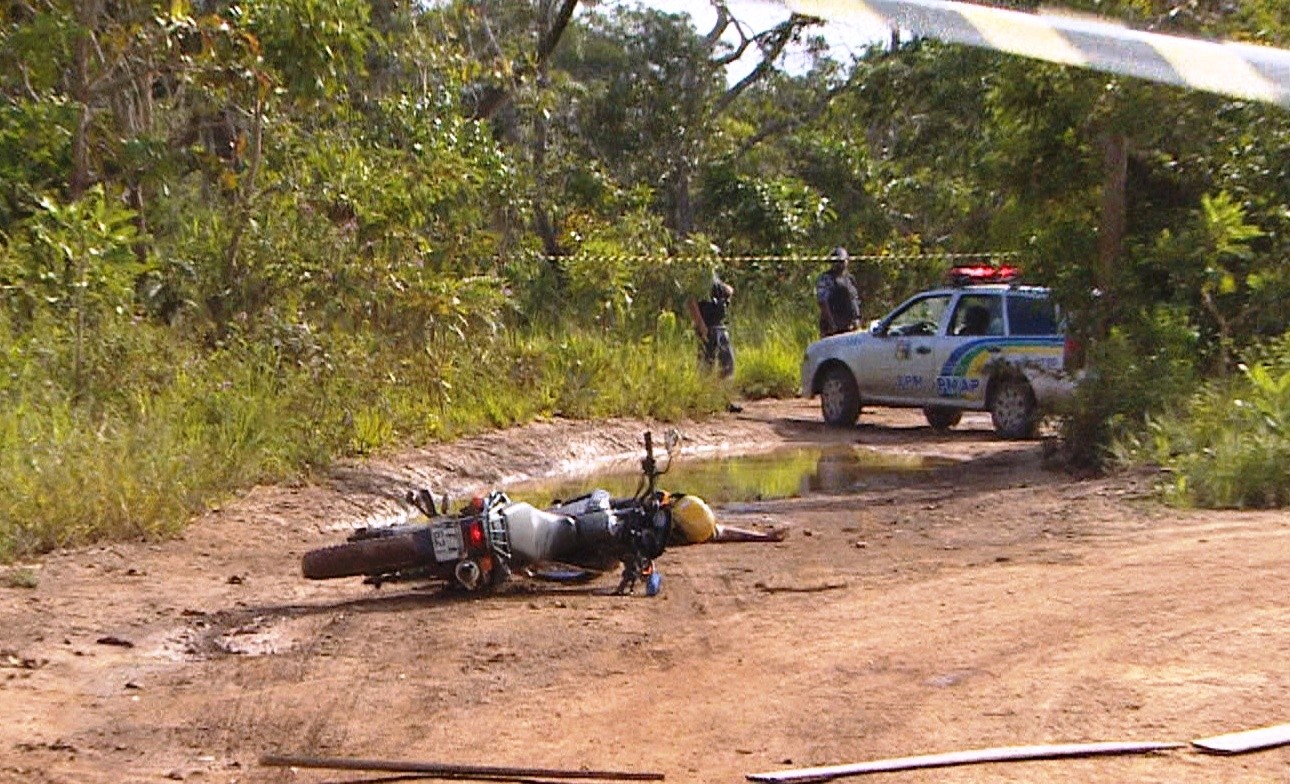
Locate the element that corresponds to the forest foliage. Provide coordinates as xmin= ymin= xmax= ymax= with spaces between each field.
xmin=1 ymin=0 xmax=1288 ymax=558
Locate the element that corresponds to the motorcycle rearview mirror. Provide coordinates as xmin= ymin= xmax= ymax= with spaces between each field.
xmin=406 ymin=488 xmax=439 ymax=517
xmin=664 ymin=428 xmax=682 ymax=459
xmin=639 ymin=431 xmax=654 ymax=473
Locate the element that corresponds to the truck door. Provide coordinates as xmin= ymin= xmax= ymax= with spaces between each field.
xmin=868 ymin=293 xmax=952 ymax=402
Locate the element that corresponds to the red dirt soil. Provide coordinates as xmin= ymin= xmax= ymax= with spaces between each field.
xmin=2 ymin=399 xmax=1288 ymax=783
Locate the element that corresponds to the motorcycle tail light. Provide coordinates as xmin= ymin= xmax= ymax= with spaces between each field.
xmin=465 ymin=519 xmax=486 ymax=550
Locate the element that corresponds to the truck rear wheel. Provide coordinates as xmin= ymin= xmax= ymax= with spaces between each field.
xmin=990 ymin=378 xmax=1038 ymax=439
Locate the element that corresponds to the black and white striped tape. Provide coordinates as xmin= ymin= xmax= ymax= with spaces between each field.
xmin=781 ymin=0 xmax=1290 ymax=108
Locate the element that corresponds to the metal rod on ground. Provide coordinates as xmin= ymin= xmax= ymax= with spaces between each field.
xmin=260 ymin=754 xmax=664 ymax=781
xmin=745 ymin=741 xmax=1184 ymax=782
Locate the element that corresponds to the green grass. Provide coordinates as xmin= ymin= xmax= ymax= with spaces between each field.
xmin=733 ymin=312 xmax=814 ymax=399
xmin=0 ymin=318 xmax=751 ymax=561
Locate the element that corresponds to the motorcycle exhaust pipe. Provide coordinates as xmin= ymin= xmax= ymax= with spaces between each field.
xmin=455 ymin=559 xmax=482 ymax=590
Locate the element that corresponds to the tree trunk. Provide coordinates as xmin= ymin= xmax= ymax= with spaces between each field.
xmin=1095 ymin=132 xmax=1127 ymax=341
xmin=672 ymin=164 xmax=694 ymax=238
xmin=69 ymin=0 xmax=104 ymax=200
xmin=215 ymin=92 xmax=266 ymax=332
xmin=530 ymin=90 xmax=561 ymax=257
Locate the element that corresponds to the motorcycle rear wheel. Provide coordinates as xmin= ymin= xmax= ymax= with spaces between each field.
xmin=301 ymin=534 xmax=424 ymax=579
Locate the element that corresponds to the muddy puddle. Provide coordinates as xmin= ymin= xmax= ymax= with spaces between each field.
xmin=511 ymin=445 xmax=961 ymax=506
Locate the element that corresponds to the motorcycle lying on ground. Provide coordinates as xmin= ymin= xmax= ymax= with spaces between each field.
xmin=301 ymin=432 xmax=779 ymax=596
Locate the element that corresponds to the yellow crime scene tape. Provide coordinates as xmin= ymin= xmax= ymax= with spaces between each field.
xmin=780 ymin=0 xmax=1290 ymax=108
xmin=547 ymin=251 xmax=1019 ymax=265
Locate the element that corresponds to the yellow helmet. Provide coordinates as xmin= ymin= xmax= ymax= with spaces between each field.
xmin=671 ymin=494 xmax=717 ymax=544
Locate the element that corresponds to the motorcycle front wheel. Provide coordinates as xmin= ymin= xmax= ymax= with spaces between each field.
xmin=301 ymin=533 xmax=424 ymax=580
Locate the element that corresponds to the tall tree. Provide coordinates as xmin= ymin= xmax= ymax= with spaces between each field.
xmin=550 ymin=3 xmax=825 ymax=239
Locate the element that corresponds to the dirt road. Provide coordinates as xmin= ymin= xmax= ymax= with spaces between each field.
xmin=2 ymin=399 xmax=1288 ymax=783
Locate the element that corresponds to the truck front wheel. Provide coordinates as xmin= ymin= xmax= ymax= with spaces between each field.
xmin=819 ymin=365 xmax=861 ymax=427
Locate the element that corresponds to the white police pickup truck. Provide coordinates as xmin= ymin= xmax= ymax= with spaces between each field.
xmin=799 ymin=266 xmax=1076 ymax=439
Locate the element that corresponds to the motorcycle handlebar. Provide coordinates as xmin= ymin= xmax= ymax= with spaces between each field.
xmin=638 ymin=430 xmax=672 ymax=500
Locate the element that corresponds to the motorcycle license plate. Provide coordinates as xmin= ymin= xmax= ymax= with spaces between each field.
xmin=430 ymin=521 xmax=464 ymax=561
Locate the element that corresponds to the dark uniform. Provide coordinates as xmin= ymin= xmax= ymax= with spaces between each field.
xmin=816 ymin=249 xmax=862 ymax=337
xmin=698 ymin=282 xmax=735 ymax=378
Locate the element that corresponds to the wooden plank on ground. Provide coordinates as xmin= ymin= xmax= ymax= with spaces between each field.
xmin=745 ymin=741 xmax=1183 ymax=782
xmin=712 ymin=524 xmax=785 ymax=543
xmin=1192 ymin=723 xmax=1290 ymax=755
xmin=261 ymin=754 xmax=665 ymax=780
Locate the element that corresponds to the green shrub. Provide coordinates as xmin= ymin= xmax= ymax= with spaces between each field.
xmin=1060 ymin=306 xmax=1198 ymax=469
xmin=1129 ymin=355 xmax=1290 ymax=509
xmin=4 ymin=567 xmax=38 ymax=589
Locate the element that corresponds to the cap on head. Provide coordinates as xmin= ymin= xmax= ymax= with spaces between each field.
xmin=831 ymin=247 xmax=849 ymax=266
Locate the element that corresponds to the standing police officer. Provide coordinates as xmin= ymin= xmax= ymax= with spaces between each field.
xmin=815 ymin=247 xmax=862 ymax=338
